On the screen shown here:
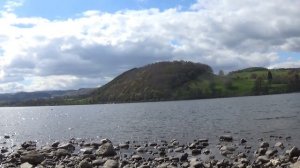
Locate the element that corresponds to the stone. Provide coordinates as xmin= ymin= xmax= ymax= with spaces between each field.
xmin=1 ymin=147 xmax=8 ymax=153
xmin=80 ymin=148 xmax=93 ymax=154
xmin=96 ymin=142 xmax=116 ymax=156
xmin=79 ymin=159 xmax=92 ymax=168
xmin=180 ymin=153 xmax=188 ymax=161
xmin=291 ymin=161 xmax=300 ymax=168
xmin=132 ymin=155 xmax=142 ymax=160
xmin=240 ymin=138 xmax=247 ymax=144
xmin=198 ymin=139 xmax=208 ymax=143
xmin=21 ymin=141 xmax=36 ymax=149
xmin=149 ymin=142 xmax=157 ymax=147
xmin=92 ymin=159 xmax=105 ymax=166
xmin=190 ymin=158 xmax=203 ymax=168
xmin=266 ymin=149 xmax=278 ymax=157
xmin=174 ymin=147 xmax=184 ymax=152
xmin=103 ymin=159 xmax=119 ymax=168
xmin=270 ymin=159 xmax=280 ymax=166
xmin=260 ymin=142 xmax=269 ymax=148
xmin=119 ymin=143 xmax=129 ymax=149
xmin=220 ymin=146 xmax=236 ymax=152
xmin=20 ymin=152 xmax=45 ymax=165
xmin=58 ymin=143 xmax=75 ymax=152
xmin=274 ymin=142 xmax=284 ymax=148
xmin=219 ymin=135 xmax=233 ymax=142
xmin=20 ymin=162 xmax=33 ymax=168
xmin=256 ymin=156 xmax=270 ymax=164
xmin=54 ymin=149 xmax=71 ymax=157
xmin=136 ymin=147 xmax=146 ymax=152
xmin=51 ymin=141 xmax=60 ymax=148
xmin=191 ymin=149 xmax=201 ymax=155
xmin=203 ymin=149 xmax=210 ymax=155
xmin=287 ymin=146 xmax=300 ymax=158
xmin=257 ymin=148 xmax=267 ymax=155
xmin=157 ymin=163 xmax=170 ymax=168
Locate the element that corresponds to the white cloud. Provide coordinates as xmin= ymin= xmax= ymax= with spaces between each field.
xmin=0 ymin=0 xmax=300 ymax=93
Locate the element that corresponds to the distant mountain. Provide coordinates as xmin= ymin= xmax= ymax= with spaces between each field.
xmin=0 ymin=88 xmax=95 ymax=106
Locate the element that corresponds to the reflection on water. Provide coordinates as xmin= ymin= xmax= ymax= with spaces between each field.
xmin=0 ymin=93 xmax=299 ymax=146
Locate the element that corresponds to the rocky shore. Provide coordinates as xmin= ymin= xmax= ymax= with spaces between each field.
xmin=0 ymin=135 xmax=300 ymax=168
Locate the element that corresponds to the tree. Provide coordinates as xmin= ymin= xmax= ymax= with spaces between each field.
xmin=219 ymin=70 xmax=225 ymax=76
xmin=267 ymin=70 xmax=273 ymax=84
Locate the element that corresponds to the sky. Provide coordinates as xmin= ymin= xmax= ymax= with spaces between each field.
xmin=0 ymin=0 xmax=300 ymax=93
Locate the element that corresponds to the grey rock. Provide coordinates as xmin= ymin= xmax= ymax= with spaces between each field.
xmin=180 ymin=153 xmax=188 ymax=161
xmin=174 ymin=147 xmax=184 ymax=152
xmin=191 ymin=149 xmax=201 ymax=155
xmin=119 ymin=143 xmax=129 ymax=149
xmin=58 ymin=143 xmax=75 ymax=152
xmin=54 ymin=149 xmax=71 ymax=158
xmin=51 ymin=141 xmax=60 ymax=148
xmin=198 ymin=139 xmax=208 ymax=143
xmin=96 ymin=142 xmax=116 ymax=156
xmin=266 ymin=149 xmax=278 ymax=157
xmin=20 ymin=152 xmax=45 ymax=165
xmin=240 ymin=138 xmax=247 ymax=144
xmin=78 ymin=159 xmax=92 ymax=168
xmin=287 ymin=146 xmax=300 ymax=158
xmin=256 ymin=156 xmax=269 ymax=164
xmin=136 ymin=147 xmax=146 ymax=153
xmin=260 ymin=142 xmax=269 ymax=148
xmin=220 ymin=146 xmax=236 ymax=152
xmin=157 ymin=163 xmax=170 ymax=168
xmin=190 ymin=158 xmax=203 ymax=168
xmin=274 ymin=142 xmax=284 ymax=148
xmin=20 ymin=162 xmax=33 ymax=168
xmin=132 ymin=155 xmax=142 ymax=160
xmin=103 ymin=159 xmax=119 ymax=168
xmin=80 ymin=148 xmax=93 ymax=154
xmin=203 ymin=149 xmax=210 ymax=155
xmin=92 ymin=159 xmax=105 ymax=166
xmin=291 ymin=161 xmax=300 ymax=168
xmin=21 ymin=141 xmax=36 ymax=149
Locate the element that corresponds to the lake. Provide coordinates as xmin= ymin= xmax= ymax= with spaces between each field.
xmin=0 ymin=93 xmax=299 ymax=147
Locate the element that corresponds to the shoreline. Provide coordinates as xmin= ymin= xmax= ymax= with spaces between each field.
xmin=1 ymin=135 xmax=299 ymax=168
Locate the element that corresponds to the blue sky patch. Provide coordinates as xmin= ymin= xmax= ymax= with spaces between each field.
xmin=13 ymin=0 xmax=195 ymax=19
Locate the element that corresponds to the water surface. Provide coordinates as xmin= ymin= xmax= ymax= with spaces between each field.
xmin=0 ymin=93 xmax=299 ymax=147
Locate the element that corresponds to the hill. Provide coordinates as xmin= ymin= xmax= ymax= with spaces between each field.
xmin=90 ymin=61 xmax=214 ymax=103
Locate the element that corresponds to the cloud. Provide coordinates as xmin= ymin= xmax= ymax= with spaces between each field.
xmin=2 ymin=0 xmax=24 ymax=13
xmin=0 ymin=0 xmax=300 ymax=93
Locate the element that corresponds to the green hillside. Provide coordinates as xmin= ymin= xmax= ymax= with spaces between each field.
xmin=85 ymin=61 xmax=300 ymax=104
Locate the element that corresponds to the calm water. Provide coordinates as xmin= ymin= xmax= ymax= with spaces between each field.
xmin=0 ymin=93 xmax=299 ymax=147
